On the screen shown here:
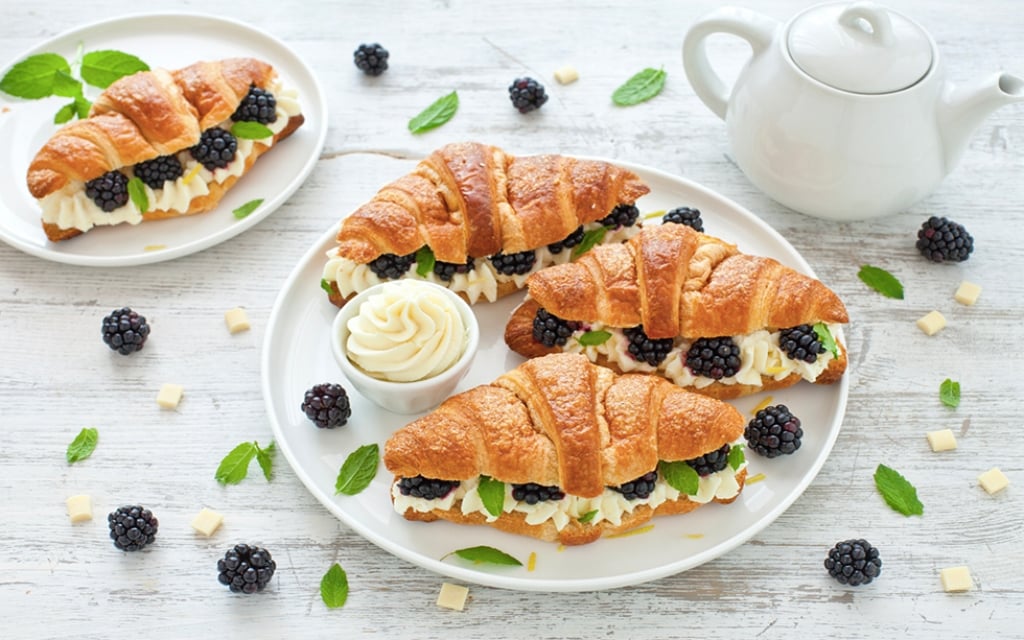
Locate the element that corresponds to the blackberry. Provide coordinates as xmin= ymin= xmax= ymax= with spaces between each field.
xmin=662 ymin=206 xmax=704 ymax=232
xmin=489 ymin=250 xmax=536 ymax=276
xmin=101 ymin=306 xmax=150 ymax=355
xmin=610 ymin=471 xmax=658 ymax=500
xmin=547 ymin=225 xmax=585 ymax=254
xmin=532 ymin=308 xmax=580 ymax=348
xmin=508 ymin=77 xmax=549 ymax=113
xmin=825 ymin=539 xmax=881 ymax=586
xmin=685 ymin=444 xmax=731 ymax=476
xmin=217 ymin=544 xmax=277 ymax=594
xmin=511 ymin=482 xmax=565 ymax=505
xmin=367 ymin=252 xmax=415 ymax=280
xmin=108 ymin=505 xmax=158 ymax=551
xmin=133 ymin=154 xmax=184 ymax=189
xmin=685 ymin=336 xmax=741 ymax=379
xmin=84 ymin=170 xmax=129 ymax=212
xmin=301 ymin=383 xmax=351 ymax=429
xmin=779 ymin=324 xmax=825 ymax=363
xmin=598 ymin=203 xmax=640 ymax=228
xmin=353 ymin=43 xmax=389 ymax=76
xmin=231 ymin=85 xmax=278 ymax=125
xmin=745 ymin=404 xmax=803 ymax=458
xmin=397 ymin=475 xmax=460 ymax=500
xmin=433 ymin=257 xmax=475 ymax=281
xmin=190 ymin=128 xmax=238 ymax=170
xmin=624 ymin=325 xmax=674 ymax=367
xmin=916 ymin=216 xmax=974 ymax=263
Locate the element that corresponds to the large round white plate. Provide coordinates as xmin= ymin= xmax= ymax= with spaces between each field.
xmin=0 ymin=13 xmax=327 ymax=266
xmin=262 ymin=160 xmax=849 ymax=592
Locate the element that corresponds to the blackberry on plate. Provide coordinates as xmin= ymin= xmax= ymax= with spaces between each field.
xmin=662 ymin=206 xmax=704 ymax=232
xmin=301 ymin=383 xmax=351 ymax=429
xmin=779 ymin=324 xmax=825 ymax=363
xmin=532 ymin=308 xmax=580 ymax=348
xmin=508 ymin=77 xmax=549 ymax=113
xmin=397 ymin=475 xmax=460 ymax=500
xmin=745 ymin=404 xmax=803 ymax=458
xmin=85 ymin=170 xmax=129 ymax=212
xmin=825 ymin=539 xmax=881 ymax=586
xmin=231 ymin=84 xmax=278 ymax=125
xmin=368 ymin=252 xmax=416 ymax=279
xmin=624 ymin=325 xmax=673 ymax=367
xmin=916 ymin=216 xmax=974 ymax=263
xmin=217 ymin=544 xmax=277 ymax=594
xmin=354 ymin=43 xmax=389 ymax=76
xmin=685 ymin=444 xmax=731 ymax=476
xmin=512 ymin=482 xmax=565 ymax=505
xmin=489 ymin=249 xmax=536 ymax=275
xmin=190 ymin=128 xmax=238 ymax=170
xmin=685 ymin=336 xmax=741 ymax=379
xmin=599 ymin=203 xmax=640 ymax=228
xmin=133 ymin=154 xmax=184 ymax=190
xmin=108 ymin=505 xmax=158 ymax=551
xmin=610 ymin=471 xmax=658 ymax=500
xmin=547 ymin=225 xmax=584 ymax=254
xmin=101 ymin=306 xmax=150 ymax=355
xmin=433 ymin=257 xmax=475 ymax=281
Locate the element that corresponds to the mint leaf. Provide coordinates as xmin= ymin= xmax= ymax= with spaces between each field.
xmin=320 ymin=563 xmax=349 ymax=609
xmin=659 ymin=460 xmax=699 ymax=495
xmin=54 ymin=102 xmax=76 ymax=124
xmin=813 ymin=322 xmax=839 ymax=359
xmin=66 ymin=427 xmax=99 ymax=463
xmin=80 ymin=50 xmax=149 ymax=89
xmin=127 ymin=177 xmax=149 ymax=213
xmin=320 ymin=278 xmax=334 ymax=295
xmin=52 ymin=70 xmax=82 ymax=99
xmin=335 ymin=444 xmax=380 ymax=496
xmin=578 ymin=509 xmax=598 ymax=524
xmin=874 ymin=463 xmax=924 ymax=516
xmin=940 ymin=378 xmax=961 ymax=408
xmin=231 ymin=121 xmax=274 ymax=140
xmin=577 ymin=330 xmax=611 ymax=347
xmin=232 ymin=198 xmax=263 ymax=219
xmin=728 ymin=444 xmax=745 ymax=471
xmin=572 ymin=226 xmax=608 ymax=259
xmin=215 ymin=441 xmax=257 ymax=485
xmin=255 ymin=441 xmax=276 ymax=481
xmin=408 ymin=90 xmax=458 ymax=134
xmin=0 ymin=53 xmax=70 ymax=99
xmin=444 ymin=546 xmax=522 ymax=566
xmin=612 ymin=67 xmax=666 ymax=106
xmin=477 ymin=475 xmax=505 ymax=517
xmin=415 ymin=245 xmax=436 ymax=277
xmin=858 ymin=265 xmax=904 ymax=299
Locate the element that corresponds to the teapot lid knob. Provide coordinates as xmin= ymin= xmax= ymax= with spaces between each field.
xmin=787 ymin=1 xmax=933 ymax=94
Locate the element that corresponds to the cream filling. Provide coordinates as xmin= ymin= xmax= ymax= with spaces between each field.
xmin=40 ymin=85 xmax=301 ymax=232
xmin=323 ymin=222 xmax=642 ymax=303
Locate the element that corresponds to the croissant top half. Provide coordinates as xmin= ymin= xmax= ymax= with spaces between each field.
xmin=383 ymin=353 xmax=744 ymax=499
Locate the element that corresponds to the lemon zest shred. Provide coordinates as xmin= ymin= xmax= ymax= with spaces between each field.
xmin=607 ymin=524 xmax=655 ymax=539
xmin=684 ymin=533 xmax=705 ymax=540
xmin=751 ymin=396 xmax=774 ymax=414
xmin=182 ymin=163 xmax=203 ymax=186
xmin=527 ymin=551 xmax=537 ymax=572
xmin=746 ymin=472 xmax=767 ymax=485
xmin=143 ymin=244 xmax=166 ymax=252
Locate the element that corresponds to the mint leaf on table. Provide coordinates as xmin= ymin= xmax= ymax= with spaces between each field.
xmin=572 ymin=226 xmax=608 ymax=258
xmin=66 ymin=427 xmax=98 ymax=463
xmin=255 ymin=441 xmax=276 ymax=481
xmin=415 ymin=246 xmax=436 ymax=277
xmin=216 ymin=441 xmax=273 ymax=485
xmin=231 ymin=121 xmax=274 ymax=140
xmin=444 ymin=546 xmax=522 ymax=566
xmin=658 ymin=460 xmax=699 ymax=495
xmin=813 ymin=322 xmax=839 ymax=358
xmin=577 ymin=330 xmax=611 ymax=347
xmin=80 ymin=50 xmax=149 ymax=89
xmin=127 ymin=177 xmax=149 ymax=213
xmin=940 ymin=378 xmax=961 ymax=408
xmin=334 ymin=444 xmax=380 ymax=496
xmin=858 ymin=265 xmax=904 ymax=299
xmin=874 ymin=464 xmax=923 ymax=516
xmin=477 ymin=476 xmax=505 ymax=517
xmin=232 ymin=198 xmax=264 ymax=219
xmin=728 ymin=444 xmax=745 ymax=471
xmin=320 ymin=563 xmax=349 ymax=609
xmin=0 ymin=53 xmax=71 ymax=99
xmin=408 ymin=90 xmax=458 ymax=134
xmin=612 ymin=67 xmax=666 ymax=106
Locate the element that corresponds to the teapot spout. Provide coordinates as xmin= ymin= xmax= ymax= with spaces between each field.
xmin=939 ymin=72 xmax=1024 ymax=171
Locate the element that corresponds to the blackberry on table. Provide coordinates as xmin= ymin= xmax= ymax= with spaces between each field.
xmin=190 ymin=128 xmax=238 ymax=170
xmin=624 ymin=325 xmax=673 ymax=367
xmin=368 ymin=252 xmax=416 ymax=279
xmin=101 ymin=306 xmax=150 ymax=355
xmin=512 ymin=482 xmax=565 ymax=505
xmin=489 ymin=250 xmax=536 ymax=276
xmin=825 ymin=539 xmax=881 ymax=586
xmin=745 ymin=404 xmax=803 ymax=458
xmin=662 ymin=206 xmax=704 ymax=232
xmin=779 ymin=324 xmax=825 ymax=363
xmin=547 ymin=225 xmax=585 ymax=254
xmin=685 ymin=336 xmax=741 ymax=379
xmin=433 ymin=257 xmax=475 ymax=281
xmin=397 ymin=475 xmax=460 ymax=500
xmin=108 ymin=505 xmax=158 ymax=551
xmin=85 ymin=170 xmax=129 ymax=212
xmin=133 ymin=154 xmax=184 ymax=189
xmin=231 ymin=85 xmax=278 ymax=125
xmin=508 ymin=77 xmax=549 ymax=113
xmin=599 ymin=203 xmax=640 ymax=228
xmin=301 ymin=383 xmax=351 ymax=429
xmin=610 ymin=471 xmax=658 ymax=500
xmin=532 ymin=308 xmax=580 ymax=347
xmin=217 ymin=544 xmax=277 ymax=594
xmin=685 ymin=444 xmax=731 ymax=476
xmin=354 ymin=43 xmax=389 ymax=76
xmin=916 ymin=216 xmax=974 ymax=263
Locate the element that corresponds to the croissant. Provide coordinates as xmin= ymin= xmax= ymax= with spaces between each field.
xmin=321 ymin=141 xmax=650 ymax=307
xmin=504 ymin=223 xmax=849 ymax=400
xmin=27 ymin=58 xmax=305 ymax=242
xmin=383 ymin=353 xmax=747 ymax=545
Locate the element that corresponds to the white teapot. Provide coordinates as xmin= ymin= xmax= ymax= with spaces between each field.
xmin=683 ymin=1 xmax=1024 ymax=221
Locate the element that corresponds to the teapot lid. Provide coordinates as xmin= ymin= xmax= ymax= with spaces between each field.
xmin=787 ymin=1 xmax=933 ymax=94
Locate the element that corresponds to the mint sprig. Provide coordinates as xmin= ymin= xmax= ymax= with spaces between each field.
xmin=728 ymin=444 xmax=745 ymax=471
xmin=572 ymin=226 xmax=608 ymax=259
xmin=334 ymin=444 xmax=379 ymax=496
xmin=320 ymin=278 xmax=334 ymax=295
xmin=232 ymin=198 xmax=264 ymax=220
xmin=813 ymin=323 xmax=839 ymax=359
xmin=231 ymin=121 xmax=274 ymax=140
xmin=80 ymin=50 xmax=149 ymax=89
xmin=408 ymin=90 xmax=458 ymax=134
xmin=255 ymin=441 xmax=276 ymax=481
xmin=66 ymin=427 xmax=99 ymax=463
xmin=577 ymin=330 xmax=611 ymax=347
xmin=858 ymin=265 xmax=904 ymax=299
xmin=874 ymin=463 xmax=923 ymax=516
xmin=940 ymin=378 xmax=961 ymax=408
xmin=443 ymin=546 xmax=522 ymax=566
xmin=658 ymin=460 xmax=699 ymax=495
xmin=415 ymin=246 xmax=436 ymax=277
xmin=612 ymin=67 xmax=666 ymax=106
xmin=215 ymin=440 xmax=275 ymax=485
xmin=0 ymin=53 xmax=71 ymax=99
xmin=127 ymin=177 xmax=149 ymax=213
xmin=320 ymin=563 xmax=349 ymax=609
xmin=477 ymin=475 xmax=505 ymax=517
xmin=578 ymin=509 xmax=598 ymax=524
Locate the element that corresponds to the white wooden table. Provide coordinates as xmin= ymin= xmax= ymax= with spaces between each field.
xmin=2 ymin=1 xmax=1023 ymax=637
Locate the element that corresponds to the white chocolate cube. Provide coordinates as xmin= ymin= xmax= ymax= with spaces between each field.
xmin=954 ymin=281 xmax=981 ymax=306
xmin=916 ymin=311 xmax=947 ymax=336
xmin=224 ymin=307 xmax=251 ymax=334
xmin=436 ymin=582 xmax=469 ymax=611
xmin=940 ymin=566 xmax=973 ymax=592
xmin=66 ymin=495 xmax=93 ymax=523
xmin=553 ymin=65 xmax=579 ymax=85
xmin=926 ymin=429 xmax=958 ymax=452
xmin=978 ymin=467 xmax=1010 ymax=495
xmin=157 ymin=383 xmax=184 ymax=409
xmin=190 ymin=507 xmax=224 ymax=537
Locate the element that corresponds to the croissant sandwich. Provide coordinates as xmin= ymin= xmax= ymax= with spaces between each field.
xmin=27 ymin=57 xmax=305 ymax=242
xmin=383 ymin=352 xmax=748 ymax=546
xmin=321 ymin=141 xmax=650 ymax=307
xmin=504 ymin=223 xmax=849 ymax=400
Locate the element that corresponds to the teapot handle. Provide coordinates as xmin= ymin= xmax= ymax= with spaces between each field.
xmin=682 ymin=7 xmax=779 ymax=120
